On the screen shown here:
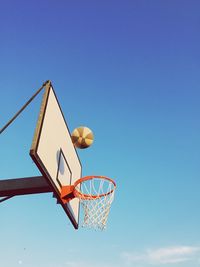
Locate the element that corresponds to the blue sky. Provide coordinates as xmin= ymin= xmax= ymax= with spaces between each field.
xmin=0 ymin=0 xmax=200 ymax=266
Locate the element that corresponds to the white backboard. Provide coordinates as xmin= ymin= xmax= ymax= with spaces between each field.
xmin=30 ymin=82 xmax=81 ymax=229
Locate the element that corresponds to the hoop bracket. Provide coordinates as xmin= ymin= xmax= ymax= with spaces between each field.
xmin=60 ymin=185 xmax=75 ymax=203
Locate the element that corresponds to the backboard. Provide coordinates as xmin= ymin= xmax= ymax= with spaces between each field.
xmin=30 ymin=82 xmax=81 ymax=229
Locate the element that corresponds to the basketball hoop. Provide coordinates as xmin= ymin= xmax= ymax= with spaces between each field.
xmin=72 ymin=176 xmax=116 ymax=230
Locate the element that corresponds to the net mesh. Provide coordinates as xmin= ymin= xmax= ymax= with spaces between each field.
xmin=75 ymin=177 xmax=115 ymax=230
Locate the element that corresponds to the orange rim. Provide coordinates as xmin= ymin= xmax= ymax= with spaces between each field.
xmin=73 ymin=175 xmax=116 ymax=199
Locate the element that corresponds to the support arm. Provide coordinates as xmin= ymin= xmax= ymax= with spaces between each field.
xmin=0 ymin=176 xmax=52 ymax=197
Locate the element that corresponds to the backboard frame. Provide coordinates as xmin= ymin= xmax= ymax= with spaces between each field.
xmin=30 ymin=82 xmax=81 ymax=229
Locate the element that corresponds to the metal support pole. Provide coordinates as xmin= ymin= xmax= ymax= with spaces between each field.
xmin=0 ymin=196 xmax=14 ymax=203
xmin=0 ymin=176 xmax=52 ymax=197
xmin=0 ymin=80 xmax=50 ymax=134
xmin=0 ymin=81 xmax=53 ymax=203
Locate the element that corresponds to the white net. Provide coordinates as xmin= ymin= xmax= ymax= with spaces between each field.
xmin=74 ymin=177 xmax=116 ymax=230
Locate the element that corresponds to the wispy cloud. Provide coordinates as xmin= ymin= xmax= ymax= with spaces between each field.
xmin=65 ymin=261 xmax=116 ymax=267
xmin=121 ymin=246 xmax=200 ymax=265
xmin=64 ymin=246 xmax=200 ymax=267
